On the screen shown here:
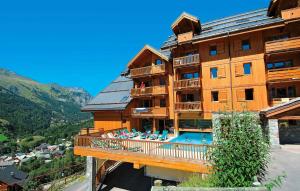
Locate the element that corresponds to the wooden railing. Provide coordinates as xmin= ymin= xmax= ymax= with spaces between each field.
xmin=173 ymin=54 xmax=200 ymax=68
xmin=175 ymin=102 xmax=202 ymax=112
xmin=75 ymin=136 xmax=213 ymax=161
xmin=174 ymin=78 xmax=201 ymax=90
xmin=265 ymin=37 xmax=300 ymax=54
xmin=131 ymin=86 xmax=167 ymax=97
xmin=131 ymin=107 xmax=168 ymax=117
xmin=130 ymin=64 xmax=165 ymax=77
xmin=267 ymin=66 xmax=300 ymax=82
xmin=79 ymin=128 xmax=104 ymax=136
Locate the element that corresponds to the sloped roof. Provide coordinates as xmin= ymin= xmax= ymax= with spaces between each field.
xmin=0 ymin=165 xmax=28 ymax=186
xmin=260 ymin=97 xmax=300 ymax=118
xmin=81 ymin=74 xmax=133 ymax=111
xmin=127 ymin=45 xmax=170 ymax=68
xmin=161 ymin=9 xmax=284 ymax=49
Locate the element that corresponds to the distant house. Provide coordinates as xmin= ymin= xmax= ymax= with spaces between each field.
xmin=34 ymin=143 xmax=49 ymax=152
xmin=0 ymin=165 xmax=28 ymax=191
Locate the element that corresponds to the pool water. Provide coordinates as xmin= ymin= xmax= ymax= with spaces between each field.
xmin=170 ymin=132 xmax=213 ymax=145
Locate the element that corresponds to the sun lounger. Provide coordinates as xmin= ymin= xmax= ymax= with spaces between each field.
xmin=149 ymin=130 xmax=160 ymax=140
xmin=159 ymin=130 xmax=168 ymax=141
xmin=140 ymin=130 xmax=151 ymax=139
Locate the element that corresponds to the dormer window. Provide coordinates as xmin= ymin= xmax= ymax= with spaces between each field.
xmin=242 ymin=39 xmax=251 ymax=51
xmin=171 ymin=12 xmax=201 ymax=41
xmin=209 ymin=46 xmax=217 ymax=56
xmin=155 ymin=59 xmax=162 ymax=65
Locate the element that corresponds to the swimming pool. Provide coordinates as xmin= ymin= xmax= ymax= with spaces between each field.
xmin=170 ymin=132 xmax=213 ymax=145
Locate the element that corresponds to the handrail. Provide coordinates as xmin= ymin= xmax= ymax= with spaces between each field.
xmin=131 ymin=107 xmax=168 ymax=116
xmin=130 ymin=64 xmax=165 ymax=77
xmin=173 ymin=54 xmax=200 ymax=67
xmin=131 ymin=85 xmax=167 ymax=96
xmin=75 ymin=136 xmax=214 ymax=161
xmin=175 ymin=101 xmax=202 ymax=111
xmin=265 ymin=36 xmax=300 ymax=44
xmin=267 ymin=66 xmax=300 ymax=73
xmin=174 ymin=78 xmax=201 ymax=89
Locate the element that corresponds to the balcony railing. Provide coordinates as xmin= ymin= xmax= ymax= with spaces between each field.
xmin=130 ymin=64 xmax=165 ymax=78
xmin=174 ymin=78 xmax=201 ymax=90
xmin=269 ymin=97 xmax=297 ymax=106
xmin=75 ymin=136 xmax=213 ymax=161
xmin=265 ymin=37 xmax=300 ymax=54
xmin=173 ymin=54 xmax=200 ymax=68
xmin=131 ymin=86 xmax=167 ymax=97
xmin=131 ymin=107 xmax=168 ymax=117
xmin=267 ymin=66 xmax=300 ymax=82
xmin=175 ymin=102 xmax=202 ymax=112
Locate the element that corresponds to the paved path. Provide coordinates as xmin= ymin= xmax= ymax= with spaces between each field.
xmin=265 ymin=145 xmax=300 ymax=191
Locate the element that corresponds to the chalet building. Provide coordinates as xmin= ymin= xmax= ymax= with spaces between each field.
xmin=75 ymin=0 xmax=300 ymax=189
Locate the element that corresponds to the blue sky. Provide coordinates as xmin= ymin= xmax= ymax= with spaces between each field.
xmin=0 ymin=0 xmax=270 ymax=96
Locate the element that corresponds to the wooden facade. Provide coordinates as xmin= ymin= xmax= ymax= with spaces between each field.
xmin=75 ymin=2 xmax=300 ymax=175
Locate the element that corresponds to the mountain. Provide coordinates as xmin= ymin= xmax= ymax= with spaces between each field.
xmin=0 ymin=68 xmax=92 ymax=137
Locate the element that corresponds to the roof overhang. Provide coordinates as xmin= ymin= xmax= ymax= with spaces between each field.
xmin=260 ymin=98 xmax=300 ymax=119
xmin=171 ymin=12 xmax=201 ymax=35
xmin=127 ymin=45 xmax=169 ymax=68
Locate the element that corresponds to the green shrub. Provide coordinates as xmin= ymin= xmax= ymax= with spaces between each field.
xmin=179 ymin=174 xmax=214 ymax=187
xmin=211 ymin=111 xmax=270 ymax=187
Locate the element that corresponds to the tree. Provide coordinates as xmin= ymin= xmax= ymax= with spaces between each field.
xmin=211 ymin=111 xmax=270 ymax=187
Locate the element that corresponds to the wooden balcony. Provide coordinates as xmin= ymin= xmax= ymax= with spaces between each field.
xmin=74 ymin=135 xmax=213 ymax=173
xmin=281 ymin=7 xmax=300 ymax=21
xmin=131 ymin=107 xmax=168 ymax=118
xmin=174 ymin=78 xmax=201 ymax=90
xmin=173 ymin=54 xmax=200 ymax=68
xmin=175 ymin=102 xmax=202 ymax=112
xmin=267 ymin=66 xmax=300 ymax=83
xmin=130 ymin=64 xmax=166 ymax=78
xmin=269 ymin=97 xmax=297 ymax=107
xmin=265 ymin=37 xmax=300 ymax=55
xmin=131 ymin=86 xmax=167 ymax=97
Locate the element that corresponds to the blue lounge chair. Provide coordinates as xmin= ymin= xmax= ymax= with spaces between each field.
xmin=140 ymin=130 xmax=151 ymax=139
xmin=159 ymin=130 xmax=168 ymax=141
xmin=149 ymin=130 xmax=160 ymax=140
xmin=129 ymin=128 xmax=139 ymax=138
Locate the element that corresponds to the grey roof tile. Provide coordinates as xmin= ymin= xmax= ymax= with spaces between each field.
xmin=161 ymin=9 xmax=284 ymax=49
xmin=0 ymin=165 xmax=28 ymax=186
xmin=82 ymin=75 xmax=133 ymax=111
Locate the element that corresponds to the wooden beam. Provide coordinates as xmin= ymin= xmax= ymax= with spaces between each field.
xmin=133 ymin=163 xmax=144 ymax=169
xmin=74 ymin=147 xmax=211 ymax=173
xmin=278 ymin=116 xmax=300 ymax=120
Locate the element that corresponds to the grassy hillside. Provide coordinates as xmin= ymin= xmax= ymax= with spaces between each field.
xmin=0 ymin=68 xmax=92 ymax=141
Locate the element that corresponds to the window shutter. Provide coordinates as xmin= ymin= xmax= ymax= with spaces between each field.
xmin=217 ymin=42 xmax=225 ymax=54
xmin=235 ymin=64 xmax=244 ymax=76
xmin=236 ymin=89 xmax=245 ymax=101
xmin=218 ymin=66 xmax=226 ymax=78
xmin=219 ymin=90 xmax=227 ymax=102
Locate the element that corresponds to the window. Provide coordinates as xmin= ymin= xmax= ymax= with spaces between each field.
xmin=160 ymin=99 xmax=166 ymax=107
xmin=159 ymin=78 xmax=166 ymax=86
xmin=242 ymin=39 xmax=251 ymax=51
xmin=243 ymin=63 xmax=251 ymax=75
xmin=210 ymin=68 xmax=218 ymax=79
xmin=288 ymin=86 xmax=296 ymax=97
xmin=245 ymin=88 xmax=254 ymax=100
xmin=181 ymin=72 xmax=199 ymax=79
xmin=141 ymin=100 xmax=152 ymax=108
xmin=211 ymin=91 xmax=219 ymax=102
xmin=179 ymin=119 xmax=212 ymax=129
xmin=209 ymin=46 xmax=217 ymax=56
xmin=267 ymin=34 xmax=289 ymax=42
xmin=155 ymin=59 xmax=162 ymax=65
xmin=267 ymin=60 xmax=293 ymax=70
xmin=277 ymin=88 xmax=287 ymax=98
